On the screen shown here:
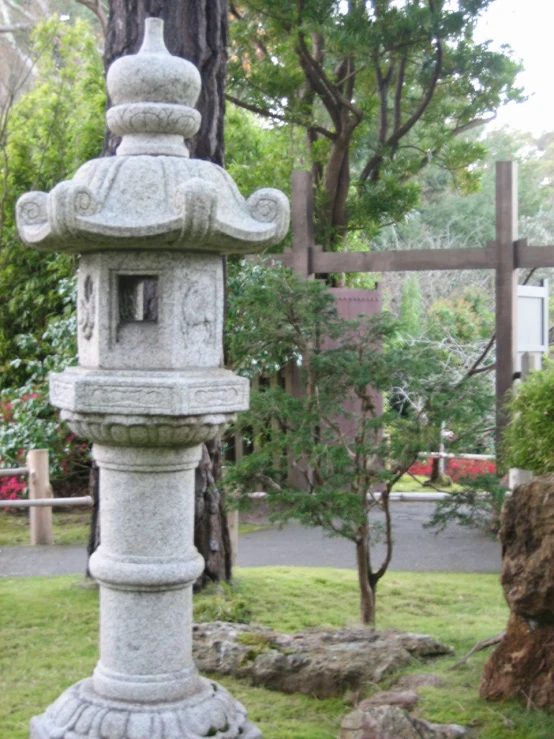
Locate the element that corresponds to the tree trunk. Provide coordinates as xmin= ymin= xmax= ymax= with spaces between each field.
xmin=194 ymin=439 xmax=232 ymax=589
xmin=86 ymin=0 xmax=232 ymax=585
xmin=355 ymin=527 xmax=376 ymax=625
xmin=85 ymin=461 xmax=100 ymax=580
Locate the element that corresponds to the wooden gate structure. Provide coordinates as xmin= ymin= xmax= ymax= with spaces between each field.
xmin=272 ymin=162 xmax=554 ymax=456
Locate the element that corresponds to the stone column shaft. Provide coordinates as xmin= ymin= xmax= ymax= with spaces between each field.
xmin=90 ymin=445 xmax=204 ymax=703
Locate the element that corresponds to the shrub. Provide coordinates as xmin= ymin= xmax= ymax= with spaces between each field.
xmin=0 ymin=278 xmax=90 ymax=487
xmin=408 ymin=458 xmax=496 ymax=481
xmin=0 ymin=475 xmax=26 ymax=505
xmin=504 ymin=358 xmax=554 ymax=474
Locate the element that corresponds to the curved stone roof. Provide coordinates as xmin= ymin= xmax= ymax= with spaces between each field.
xmin=16 ymin=18 xmax=289 ymax=254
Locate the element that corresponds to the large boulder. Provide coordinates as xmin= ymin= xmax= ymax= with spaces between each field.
xmin=481 ymin=475 xmax=554 ymax=707
xmin=193 ymin=623 xmax=453 ymax=698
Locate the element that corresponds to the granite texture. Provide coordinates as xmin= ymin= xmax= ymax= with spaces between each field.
xmin=16 ymin=16 xmax=286 ymax=739
xmin=30 ymin=678 xmax=262 ymax=739
xmin=75 ymin=251 xmax=226 ymax=370
xmin=16 ymin=18 xmax=289 ymax=252
xmin=17 ymin=157 xmax=289 ymax=253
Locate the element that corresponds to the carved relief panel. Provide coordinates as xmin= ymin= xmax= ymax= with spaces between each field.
xmin=77 ymin=251 xmax=223 ymax=371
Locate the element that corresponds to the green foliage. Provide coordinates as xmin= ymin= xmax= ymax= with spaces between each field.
xmin=377 ymin=127 xmax=554 ymax=255
xmin=400 ymin=275 xmax=422 ymax=337
xmin=228 ymin=0 xmax=523 ymax=248
xmin=0 ymin=276 xmax=88 ymax=480
xmin=0 ymin=16 xmax=105 ymax=389
xmin=226 ymin=264 xmax=493 ymax=620
xmin=504 ymin=359 xmax=554 ymax=474
xmin=425 ymin=473 xmax=507 ymax=535
xmin=225 ymin=104 xmax=295 ymax=211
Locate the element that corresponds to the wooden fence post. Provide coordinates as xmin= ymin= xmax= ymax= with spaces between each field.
xmin=291 ymin=170 xmax=315 ymax=279
xmin=495 ymin=161 xmax=519 ymax=464
xmin=27 ymin=449 xmax=53 ymax=545
xmin=228 ymin=434 xmax=242 ymax=567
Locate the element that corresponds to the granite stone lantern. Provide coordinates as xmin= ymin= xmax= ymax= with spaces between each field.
xmin=16 ymin=18 xmax=289 ymax=739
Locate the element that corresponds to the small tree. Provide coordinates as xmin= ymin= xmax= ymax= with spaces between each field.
xmin=226 ymin=263 xmax=492 ymax=624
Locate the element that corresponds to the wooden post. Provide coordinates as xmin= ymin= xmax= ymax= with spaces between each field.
xmin=495 ymin=161 xmax=518 ymax=463
xmin=228 ymin=433 xmax=243 ymax=567
xmin=27 ymin=449 xmax=53 ymax=545
xmin=291 ymin=170 xmax=315 ymax=278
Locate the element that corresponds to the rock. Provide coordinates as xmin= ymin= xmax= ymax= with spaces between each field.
xmin=481 ymin=475 xmax=554 ymax=707
xmin=480 ymin=613 xmax=554 ymax=707
xmin=359 ymin=690 xmax=419 ymax=711
xmin=394 ymin=674 xmax=443 ymax=690
xmin=339 ymin=705 xmax=467 ymax=739
xmin=412 ymin=717 xmax=467 ymax=739
xmin=339 ymin=706 xmax=422 ymax=739
xmin=499 ymin=475 xmax=554 ymax=622
xmin=192 ymin=623 xmax=453 ymax=698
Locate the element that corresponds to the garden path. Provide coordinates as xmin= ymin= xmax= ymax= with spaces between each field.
xmin=0 ymin=503 xmax=500 ymax=577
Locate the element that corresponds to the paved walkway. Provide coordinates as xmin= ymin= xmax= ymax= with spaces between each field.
xmin=0 ymin=503 xmax=501 ymax=577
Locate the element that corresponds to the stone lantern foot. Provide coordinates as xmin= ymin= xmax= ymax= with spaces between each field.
xmin=30 ymin=677 xmax=261 ymax=738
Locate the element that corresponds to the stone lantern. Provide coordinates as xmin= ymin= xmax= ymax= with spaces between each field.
xmin=17 ymin=18 xmax=289 ymax=739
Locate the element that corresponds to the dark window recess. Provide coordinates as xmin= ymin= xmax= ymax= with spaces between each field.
xmin=118 ymin=275 xmax=158 ymax=322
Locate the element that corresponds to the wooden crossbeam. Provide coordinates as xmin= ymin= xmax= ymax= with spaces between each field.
xmin=516 ymin=241 xmax=554 ymax=268
xmin=261 ymin=163 xmax=554 ymax=464
xmin=277 ymin=244 xmax=496 ymax=272
xmin=277 ymin=240 xmax=554 ymax=273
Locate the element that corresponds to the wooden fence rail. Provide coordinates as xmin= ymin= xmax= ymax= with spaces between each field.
xmin=0 ymin=449 xmax=91 ymax=545
xmin=0 ymin=466 xmax=29 ymax=477
xmin=2 ymin=496 xmax=92 ymax=509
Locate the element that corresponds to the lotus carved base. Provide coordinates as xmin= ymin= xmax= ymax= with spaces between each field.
xmin=30 ymin=677 xmax=262 ymax=739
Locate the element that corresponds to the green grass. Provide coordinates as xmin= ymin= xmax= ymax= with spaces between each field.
xmin=238 ymin=521 xmax=273 ymax=535
xmin=0 ymin=509 xmax=91 ymax=546
xmin=0 ymin=511 xmax=269 ymax=546
xmin=2 ymin=569 xmax=554 ymax=738
xmin=392 ymin=474 xmax=464 ymax=493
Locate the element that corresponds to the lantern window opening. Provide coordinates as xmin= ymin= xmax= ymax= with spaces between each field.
xmin=118 ymin=274 xmax=159 ymax=323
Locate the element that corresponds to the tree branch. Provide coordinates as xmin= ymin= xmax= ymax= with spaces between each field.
xmin=447 ymin=632 xmax=504 ymax=670
xmin=360 ymin=1 xmax=443 ymax=182
xmin=0 ymin=22 xmax=32 ymax=32
xmin=225 ymin=93 xmax=335 ymax=140
xmin=76 ymin=0 xmax=107 ymax=36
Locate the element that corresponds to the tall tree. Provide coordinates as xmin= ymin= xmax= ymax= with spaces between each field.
xmin=228 ymin=0 xmax=523 ymax=252
xmin=99 ymin=0 xmax=232 ymax=587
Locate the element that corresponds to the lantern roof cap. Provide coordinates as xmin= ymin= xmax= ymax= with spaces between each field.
xmin=16 ymin=18 xmax=289 ymax=254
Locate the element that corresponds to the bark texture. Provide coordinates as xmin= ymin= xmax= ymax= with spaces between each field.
xmin=194 ymin=439 xmax=232 ymax=589
xmin=86 ymin=0 xmax=232 ymax=585
xmin=480 ymin=474 xmax=554 ymax=707
xmin=85 ymin=460 xmax=100 ymax=579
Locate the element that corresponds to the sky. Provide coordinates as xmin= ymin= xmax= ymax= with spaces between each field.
xmin=475 ymin=0 xmax=552 ymax=135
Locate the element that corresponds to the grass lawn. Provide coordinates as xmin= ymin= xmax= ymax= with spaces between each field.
xmin=0 ymin=511 xmax=269 ymax=546
xmin=0 ymin=509 xmax=91 ymax=546
xmin=392 ymin=474 xmax=464 ymax=493
xmin=1 ymin=568 xmax=553 ymax=738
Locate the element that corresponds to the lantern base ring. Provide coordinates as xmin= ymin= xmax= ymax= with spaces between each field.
xmin=30 ymin=676 xmax=262 ymax=738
